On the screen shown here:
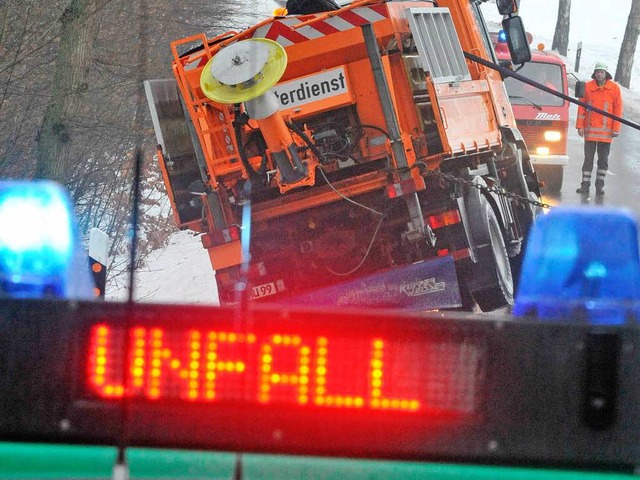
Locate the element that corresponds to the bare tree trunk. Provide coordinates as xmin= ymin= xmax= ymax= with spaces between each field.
xmin=35 ymin=0 xmax=99 ymax=183
xmin=0 ymin=4 xmax=8 ymax=45
xmin=615 ymin=0 xmax=640 ymax=88
xmin=552 ymin=0 xmax=571 ymax=56
xmin=0 ymin=4 xmax=30 ymax=112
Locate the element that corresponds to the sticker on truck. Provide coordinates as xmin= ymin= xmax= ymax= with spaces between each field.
xmin=400 ymin=278 xmax=446 ymax=297
xmin=252 ymin=282 xmax=278 ymax=299
xmin=273 ymin=67 xmax=351 ymax=111
xmin=284 ymin=256 xmax=461 ymax=310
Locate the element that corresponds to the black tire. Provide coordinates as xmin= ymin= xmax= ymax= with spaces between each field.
xmin=469 ymin=198 xmax=515 ymax=312
xmin=449 ymin=284 xmax=477 ymax=312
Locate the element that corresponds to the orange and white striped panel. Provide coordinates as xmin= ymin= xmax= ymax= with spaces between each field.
xmin=251 ymin=5 xmax=388 ymax=47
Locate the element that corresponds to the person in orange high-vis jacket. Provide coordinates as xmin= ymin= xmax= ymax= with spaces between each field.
xmin=575 ymin=61 xmax=623 ymax=196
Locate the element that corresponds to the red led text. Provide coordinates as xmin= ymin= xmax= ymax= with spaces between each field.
xmin=87 ymin=325 xmax=482 ymax=414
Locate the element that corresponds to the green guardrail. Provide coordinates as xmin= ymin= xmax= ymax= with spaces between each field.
xmin=0 ymin=443 xmax=636 ymax=480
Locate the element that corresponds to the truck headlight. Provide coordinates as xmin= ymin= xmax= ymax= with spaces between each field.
xmin=535 ymin=147 xmax=550 ymax=155
xmin=544 ymin=130 xmax=562 ymax=142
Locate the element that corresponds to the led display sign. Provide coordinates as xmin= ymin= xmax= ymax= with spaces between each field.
xmin=2 ymin=299 xmax=640 ymax=468
xmin=86 ymin=323 xmax=485 ymax=417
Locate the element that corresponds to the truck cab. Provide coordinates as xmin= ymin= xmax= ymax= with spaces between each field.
xmin=495 ymin=33 xmax=569 ymax=192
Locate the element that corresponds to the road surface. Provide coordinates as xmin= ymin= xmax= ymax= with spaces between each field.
xmin=540 ymin=102 xmax=640 ymax=212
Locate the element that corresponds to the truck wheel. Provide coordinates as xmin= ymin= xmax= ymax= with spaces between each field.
xmin=470 ymin=197 xmax=514 ymax=312
xmin=537 ymin=165 xmax=563 ymax=193
xmin=448 ymin=284 xmax=477 ymax=312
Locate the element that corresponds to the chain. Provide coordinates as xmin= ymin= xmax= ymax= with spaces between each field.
xmin=419 ymin=167 xmax=553 ymax=210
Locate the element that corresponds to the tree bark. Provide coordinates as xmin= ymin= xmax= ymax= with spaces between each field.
xmin=552 ymin=0 xmax=571 ymax=56
xmin=35 ymin=0 xmax=99 ymax=183
xmin=615 ymin=0 xmax=640 ymax=88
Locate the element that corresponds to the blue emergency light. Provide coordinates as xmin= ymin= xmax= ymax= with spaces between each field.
xmin=498 ymin=29 xmax=507 ymax=43
xmin=513 ymin=206 xmax=640 ymax=324
xmin=0 ymin=180 xmax=94 ymax=299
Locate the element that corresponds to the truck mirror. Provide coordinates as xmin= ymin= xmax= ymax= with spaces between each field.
xmin=575 ymin=81 xmax=586 ymax=98
xmin=496 ymin=0 xmax=519 ymax=15
xmin=502 ymin=16 xmax=531 ymax=65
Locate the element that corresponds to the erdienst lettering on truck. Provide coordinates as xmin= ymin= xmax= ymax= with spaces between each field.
xmin=274 ymin=68 xmax=348 ymax=108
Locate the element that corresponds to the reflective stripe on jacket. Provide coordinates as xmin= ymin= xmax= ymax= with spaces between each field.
xmin=576 ymin=79 xmax=623 ymax=143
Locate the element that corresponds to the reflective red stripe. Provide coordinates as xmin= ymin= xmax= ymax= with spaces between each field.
xmin=338 ymin=9 xmax=373 ymax=27
xmin=311 ymin=20 xmax=341 ymax=35
xmin=263 ymin=22 xmax=310 ymax=43
xmin=252 ymin=7 xmax=388 ymax=45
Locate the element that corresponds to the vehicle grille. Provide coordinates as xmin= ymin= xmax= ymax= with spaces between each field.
xmin=517 ymin=122 xmax=567 ymax=156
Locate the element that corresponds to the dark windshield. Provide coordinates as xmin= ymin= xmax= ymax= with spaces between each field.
xmin=504 ymin=62 xmax=564 ymax=107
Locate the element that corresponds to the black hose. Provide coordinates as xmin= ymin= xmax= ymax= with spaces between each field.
xmin=233 ymin=106 xmax=268 ymax=185
xmin=358 ymin=123 xmax=390 ymax=139
xmin=286 ymin=120 xmax=329 ymax=165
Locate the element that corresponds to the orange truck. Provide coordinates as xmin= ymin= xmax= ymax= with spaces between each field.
xmin=494 ymin=32 xmax=569 ymax=192
xmin=144 ymin=0 xmax=540 ymax=312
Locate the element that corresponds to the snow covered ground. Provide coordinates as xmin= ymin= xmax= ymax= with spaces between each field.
xmin=108 ymin=0 xmax=640 ymax=305
xmin=117 ymin=230 xmax=219 ymax=304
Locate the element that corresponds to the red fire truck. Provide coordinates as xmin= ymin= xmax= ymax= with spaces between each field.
xmin=495 ymin=32 xmax=569 ymax=193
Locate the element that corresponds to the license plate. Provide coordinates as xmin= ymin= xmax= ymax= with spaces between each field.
xmin=251 ymin=282 xmax=277 ymax=299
